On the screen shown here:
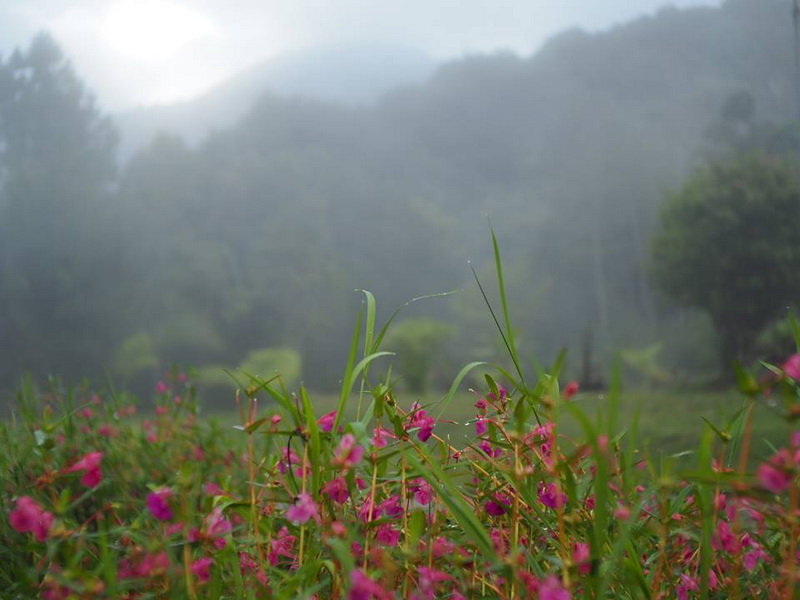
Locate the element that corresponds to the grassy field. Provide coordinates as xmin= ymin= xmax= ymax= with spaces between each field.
xmin=203 ymin=385 xmax=790 ymax=467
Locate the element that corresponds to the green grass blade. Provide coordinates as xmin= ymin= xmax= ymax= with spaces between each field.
xmin=407 ymin=448 xmax=494 ymax=557
xmin=432 ymin=361 xmax=486 ymax=419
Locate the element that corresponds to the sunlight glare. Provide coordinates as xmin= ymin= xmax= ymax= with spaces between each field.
xmin=102 ymin=1 xmax=215 ymax=61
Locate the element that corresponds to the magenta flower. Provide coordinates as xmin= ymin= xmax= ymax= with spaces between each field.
xmin=190 ymin=506 xmax=233 ymax=549
xmin=783 ymin=353 xmax=800 ymax=380
xmin=713 ymin=520 xmax=739 ymax=554
xmin=410 ymin=479 xmax=431 ymax=506
xmin=757 ymin=461 xmax=791 ymax=493
xmin=676 ymin=573 xmax=699 ymax=600
xmin=191 ymin=557 xmax=213 ymax=583
xmin=269 ymin=526 xmax=297 ymax=566
xmin=349 ymin=569 xmax=391 ymax=600
xmin=485 ymin=492 xmax=511 ymax=516
xmin=573 ymin=542 xmax=591 ymax=575
xmin=408 ymin=406 xmax=435 ymax=442
xmin=335 ymin=434 xmax=365 ymax=468
xmin=286 ymin=492 xmax=320 ymax=524
xmin=9 ymin=496 xmax=54 ymax=542
xmin=147 ymin=488 xmax=174 ymax=521
xmin=417 ymin=567 xmax=452 ymax=598
xmin=132 ymin=551 xmax=170 ymax=578
xmin=372 ymin=427 xmax=394 ymax=448
xmin=563 ymin=381 xmax=580 ymax=399
xmin=318 ymin=411 xmax=337 ymax=433
xmin=375 ymin=524 xmax=400 ymax=547
xmin=475 ymin=418 xmax=488 ymax=436
xmin=378 ymin=494 xmax=404 ymax=517
xmin=65 ymin=451 xmax=103 ymax=488
xmin=538 ymin=574 xmax=571 ymax=600
xmin=322 ymin=477 xmax=350 ymax=504
xmin=538 ymin=482 xmax=566 ymax=510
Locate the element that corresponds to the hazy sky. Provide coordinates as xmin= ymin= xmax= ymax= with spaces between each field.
xmin=0 ymin=0 xmax=722 ymax=110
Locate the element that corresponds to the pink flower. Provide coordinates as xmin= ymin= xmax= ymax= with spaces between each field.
xmin=676 ymin=573 xmax=699 ymax=600
xmin=485 ymin=492 xmax=511 ymax=517
xmin=563 ymin=381 xmax=579 ymax=399
xmin=269 ymin=527 xmax=296 ymax=566
xmin=155 ymin=381 xmax=168 ymax=394
xmin=335 ymin=434 xmax=365 ymax=468
xmin=538 ymin=574 xmax=570 ymax=600
xmin=573 ymin=542 xmax=591 ymax=575
xmin=9 ymin=496 xmax=54 ymax=542
xmin=375 ymin=524 xmax=400 ymax=547
xmin=322 ymin=477 xmax=350 ymax=504
xmin=286 ymin=492 xmax=320 ymax=524
xmin=193 ymin=507 xmax=232 ymax=549
xmin=65 ymin=451 xmax=103 ymax=488
xmin=191 ymin=557 xmax=213 ymax=583
xmin=744 ymin=546 xmax=768 ymax=571
xmin=410 ymin=479 xmax=431 ymax=506
xmin=408 ymin=406 xmax=435 ymax=442
xmin=756 ymin=457 xmax=792 ymax=494
xmin=713 ymin=520 xmax=739 ymax=554
xmin=136 ymin=551 xmax=170 ymax=578
xmin=278 ymin=448 xmax=301 ymax=475
xmin=417 ymin=567 xmax=452 ymax=598
xmin=538 ymin=482 xmax=566 ymax=510
xmin=372 ymin=427 xmax=394 ymax=448
xmin=147 ymin=489 xmax=174 ymax=521
xmin=349 ymin=569 xmax=391 ymax=600
xmin=378 ymin=495 xmax=404 ymax=517
xmin=204 ymin=482 xmax=224 ymax=497
xmin=318 ymin=411 xmax=337 ymax=433
xmin=475 ymin=418 xmax=488 ymax=436
xmin=783 ymin=354 xmax=800 ymax=380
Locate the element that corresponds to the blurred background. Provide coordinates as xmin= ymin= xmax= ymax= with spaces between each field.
xmin=0 ymin=0 xmax=798 ymax=407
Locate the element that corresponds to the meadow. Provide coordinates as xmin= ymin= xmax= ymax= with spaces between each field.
xmin=2 ymin=247 xmax=799 ymax=599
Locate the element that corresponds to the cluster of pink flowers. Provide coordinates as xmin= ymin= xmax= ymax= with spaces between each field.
xmin=64 ymin=451 xmax=103 ymax=488
xmin=9 ymin=496 xmax=53 ymax=542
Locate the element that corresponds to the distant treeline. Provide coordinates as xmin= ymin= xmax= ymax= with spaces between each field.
xmin=0 ymin=0 xmax=796 ymax=399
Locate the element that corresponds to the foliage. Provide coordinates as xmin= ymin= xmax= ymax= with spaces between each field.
xmin=239 ymin=348 xmax=302 ymax=385
xmin=650 ymin=151 xmax=800 ymax=369
xmin=2 ymin=290 xmax=800 ymax=598
xmin=0 ymin=33 xmax=129 ymax=384
xmin=1 ymin=2 xmax=798 ymax=390
xmin=383 ymin=317 xmax=453 ymax=393
xmin=113 ymin=332 xmax=159 ymax=381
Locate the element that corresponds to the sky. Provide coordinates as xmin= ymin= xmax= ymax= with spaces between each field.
xmin=0 ymin=0 xmax=722 ymax=110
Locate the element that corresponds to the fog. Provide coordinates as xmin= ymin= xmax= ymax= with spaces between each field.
xmin=0 ymin=0 xmax=796 ymax=405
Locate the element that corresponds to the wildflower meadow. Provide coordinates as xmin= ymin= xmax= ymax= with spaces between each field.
xmin=2 ymin=239 xmax=800 ymax=599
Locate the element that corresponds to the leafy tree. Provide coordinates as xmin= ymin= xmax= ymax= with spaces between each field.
xmin=0 ymin=33 xmax=125 ymax=383
xmin=384 ymin=317 xmax=453 ymax=393
xmin=649 ymin=152 xmax=800 ymax=369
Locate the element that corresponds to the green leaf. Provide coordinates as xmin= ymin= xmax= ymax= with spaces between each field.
xmin=432 ymin=361 xmax=486 ymax=419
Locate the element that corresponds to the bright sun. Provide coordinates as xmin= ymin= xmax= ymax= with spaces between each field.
xmin=102 ymin=1 xmax=215 ymax=61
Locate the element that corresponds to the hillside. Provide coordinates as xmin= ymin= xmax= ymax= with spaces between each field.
xmin=113 ymin=42 xmax=436 ymax=160
xmin=0 ymin=0 xmax=796 ymax=392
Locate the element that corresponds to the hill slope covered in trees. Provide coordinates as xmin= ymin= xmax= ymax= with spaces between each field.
xmin=0 ymin=0 xmax=795 ymax=399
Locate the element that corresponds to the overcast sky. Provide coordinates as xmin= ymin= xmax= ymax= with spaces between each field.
xmin=0 ymin=0 xmax=722 ymax=110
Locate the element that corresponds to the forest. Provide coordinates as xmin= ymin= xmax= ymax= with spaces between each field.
xmin=0 ymin=0 xmax=798 ymax=404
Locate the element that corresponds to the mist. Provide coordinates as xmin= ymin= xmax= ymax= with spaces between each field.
xmin=0 ymin=0 xmax=796 ymax=406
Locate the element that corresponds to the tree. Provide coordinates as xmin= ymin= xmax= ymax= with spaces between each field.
xmin=384 ymin=318 xmax=453 ymax=393
xmin=649 ymin=152 xmax=800 ymax=370
xmin=0 ymin=33 xmax=125 ymax=383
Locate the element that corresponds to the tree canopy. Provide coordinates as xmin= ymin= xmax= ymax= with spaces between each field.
xmin=650 ymin=152 xmax=800 ymax=368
